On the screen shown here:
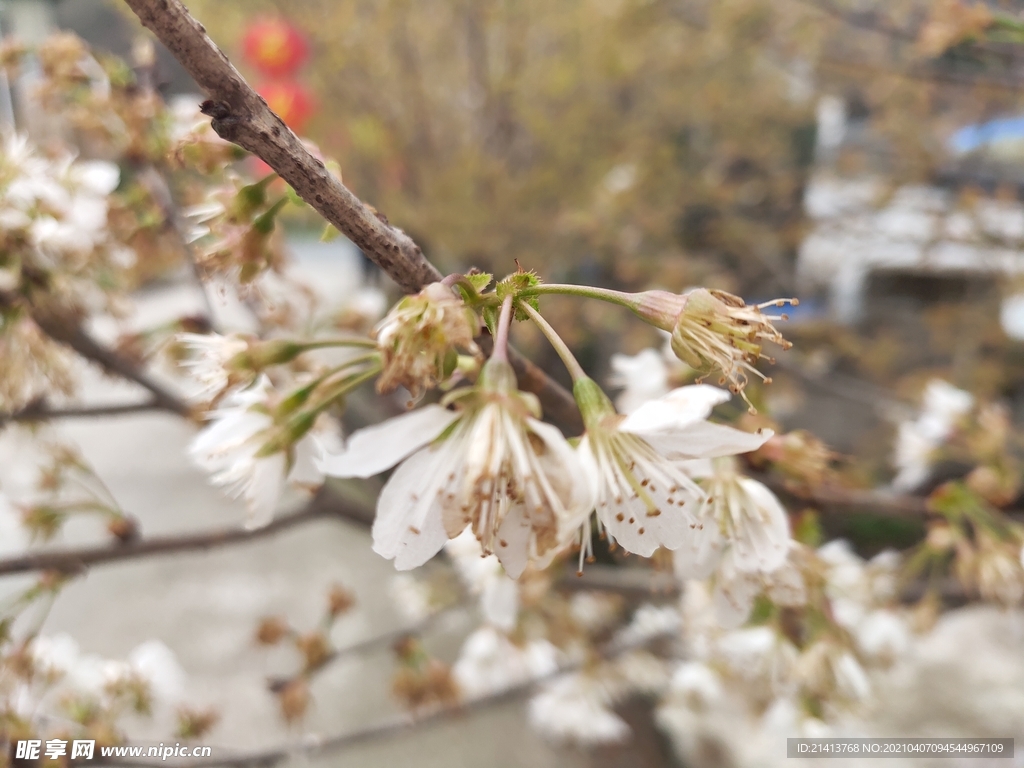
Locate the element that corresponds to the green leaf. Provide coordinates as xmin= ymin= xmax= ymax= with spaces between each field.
xmin=321 ymin=224 xmax=341 ymax=243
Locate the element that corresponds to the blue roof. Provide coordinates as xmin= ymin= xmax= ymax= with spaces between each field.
xmin=949 ymin=115 xmax=1024 ymax=154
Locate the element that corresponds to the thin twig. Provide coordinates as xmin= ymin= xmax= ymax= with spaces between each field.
xmin=0 ymin=399 xmax=164 ymax=427
xmin=28 ymin=306 xmax=192 ymax=418
xmin=266 ymin=600 xmax=470 ymax=693
xmin=0 ymin=487 xmax=370 ymax=577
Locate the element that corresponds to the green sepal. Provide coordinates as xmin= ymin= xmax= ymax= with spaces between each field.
xmin=572 ymin=376 xmax=616 ymax=426
xmin=442 ymin=347 xmax=459 ymax=379
xmin=495 ymin=270 xmax=542 ymax=320
xmin=465 ymin=272 xmax=493 ymax=293
xmin=482 ymin=305 xmax=499 ymax=338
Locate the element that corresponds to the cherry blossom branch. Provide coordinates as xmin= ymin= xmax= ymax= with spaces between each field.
xmin=118 ymin=0 xmax=582 ymax=434
xmin=123 ymin=0 xmax=436 ymax=294
xmin=106 ymin=627 xmax=674 ymax=768
xmin=0 ymin=486 xmax=372 ymax=577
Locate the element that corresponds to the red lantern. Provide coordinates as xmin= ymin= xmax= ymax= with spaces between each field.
xmin=257 ymin=80 xmax=315 ymax=134
xmin=242 ymin=18 xmax=309 ymax=78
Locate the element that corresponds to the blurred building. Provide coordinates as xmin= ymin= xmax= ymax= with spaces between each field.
xmin=797 ymin=95 xmax=1024 ymax=342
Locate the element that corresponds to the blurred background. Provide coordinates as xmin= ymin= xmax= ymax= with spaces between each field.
xmin=3 ymin=0 xmax=1024 ymax=766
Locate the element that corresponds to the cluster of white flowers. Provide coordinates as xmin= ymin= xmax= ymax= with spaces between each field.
xmin=657 ymin=537 xmax=913 ymax=765
xmin=0 ymin=135 xmax=126 ymax=290
xmin=11 ymin=634 xmax=186 ymax=724
xmin=0 ymin=134 xmax=130 ymax=411
xmin=453 ymin=626 xmax=559 ymax=700
xmin=892 ymin=379 xmax=974 ymax=492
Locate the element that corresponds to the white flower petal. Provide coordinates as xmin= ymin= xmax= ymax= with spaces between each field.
xmin=494 ymin=502 xmax=533 ymax=579
xmin=372 ymin=441 xmax=459 ymax=569
xmin=243 ymin=454 xmax=287 ymax=529
xmin=583 ymin=434 xmax=706 ymax=557
xmin=712 ymin=554 xmax=762 ymax=628
xmin=673 ymin=524 xmax=725 ymax=580
xmin=318 ymin=404 xmax=459 ymax=478
xmin=730 ymin=477 xmax=790 ymax=573
xmin=645 ymin=421 xmax=773 ymax=461
xmin=620 ymin=385 xmax=731 ymax=436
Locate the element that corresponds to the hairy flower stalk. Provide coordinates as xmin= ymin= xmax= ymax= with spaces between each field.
xmin=517 ymin=283 xmax=794 ymax=410
xmin=374 ymin=282 xmax=480 ymax=399
xmin=319 ymin=299 xmax=591 ymax=576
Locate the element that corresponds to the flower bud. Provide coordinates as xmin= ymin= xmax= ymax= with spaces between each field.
xmin=255 ymin=616 xmax=291 ymax=645
xmin=327 ymin=584 xmax=355 ymax=617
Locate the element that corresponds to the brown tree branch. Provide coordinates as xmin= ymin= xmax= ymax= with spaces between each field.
xmin=119 ymin=0 xmax=582 ymax=434
xmin=0 ymin=289 xmax=192 ymax=418
xmin=28 ymin=305 xmax=193 ymax=418
xmin=123 ymin=0 xmax=437 ymax=294
xmin=0 ymin=486 xmax=371 ymax=577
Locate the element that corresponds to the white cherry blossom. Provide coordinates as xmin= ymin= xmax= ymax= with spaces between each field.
xmin=319 ymin=359 xmax=593 ymax=575
xmin=445 ymin=529 xmax=519 ymax=630
xmin=177 ymin=332 xmax=248 ymax=399
xmin=452 ymin=626 xmax=559 ymax=699
xmin=577 ymin=383 xmax=772 ymax=558
xmin=675 ymin=457 xmax=792 ymax=582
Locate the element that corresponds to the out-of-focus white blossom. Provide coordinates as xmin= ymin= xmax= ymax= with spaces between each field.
xmin=613 ymin=603 xmax=682 ymax=647
xmin=855 ymin=610 xmax=910 ymax=665
xmin=177 ymin=332 xmax=248 ymax=399
xmin=609 ymin=348 xmax=670 ymax=414
xmin=445 ymin=529 xmax=519 ymax=631
xmin=817 ymin=541 xmax=899 ymax=629
xmin=665 ymin=661 xmax=724 ymax=713
xmin=389 ymin=574 xmax=434 ymax=624
xmin=892 ymin=379 xmax=973 ymax=491
xmin=714 ymin=626 xmax=800 ymax=701
xmin=452 ymin=626 xmax=559 ymax=699
xmin=529 ymin=673 xmax=631 ymax=746
xmin=569 ymin=591 xmax=622 ymax=633
xmin=190 ymin=376 xmax=334 ymax=528
xmin=29 ymin=634 xmax=185 ymax=709
xmin=127 ymin=640 xmax=186 ymax=708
